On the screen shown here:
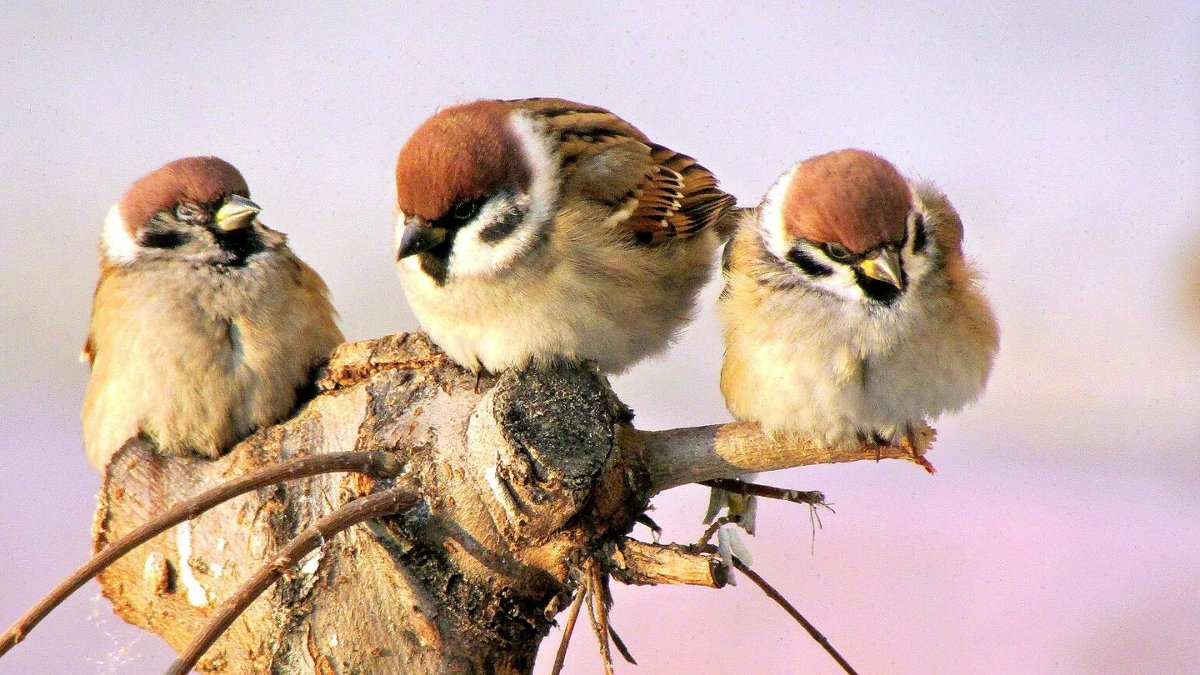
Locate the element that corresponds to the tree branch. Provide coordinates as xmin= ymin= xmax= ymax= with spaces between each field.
xmin=67 ymin=332 xmax=941 ymax=673
xmin=167 ymin=487 xmax=419 ymax=675
xmin=632 ymin=422 xmax=936 ymax=492
xmin=0 ymin=451 xmax=403 ymax=658
xmin=608 ymin=538 xmax=727 ymax=589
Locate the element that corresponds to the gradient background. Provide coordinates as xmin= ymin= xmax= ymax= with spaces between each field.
xmin=2 ymin=3 xmax=1198 ymax=673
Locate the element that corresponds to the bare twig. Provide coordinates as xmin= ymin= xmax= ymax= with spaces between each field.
xmin=609 ymin=624 xmax=637 ymax=665
xmin=585 ymin=560 xmax=615 ymax=675
xmin=732 ymin=558 xmax=858 ymax=675
xmin=697 ymin=515 xmax=741 ymax=548
xmin=549 ymin=589 xmax=587 ymax=675
xmin=633 ymin=422 xmax=935 ymax=492
xmin=166 ymin=486 xmax=418 ymax=675
xmin=0 ymin=451 xmax=403 ymax=658
xmin=699 ymin=479 xmax=826 ymax=506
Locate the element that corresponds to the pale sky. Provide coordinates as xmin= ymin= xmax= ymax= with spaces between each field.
xmin=1 ymin=3 xmax=1198 ymax=673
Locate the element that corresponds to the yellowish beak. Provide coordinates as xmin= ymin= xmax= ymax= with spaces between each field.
xmin=857 ymin=248 xmax=904 ymax=289
xmin=214 ymin=195 xmax=261 ymax=232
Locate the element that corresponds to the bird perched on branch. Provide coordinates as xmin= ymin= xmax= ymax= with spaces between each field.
xmin=82 ymin=156 xmax=343 ymax=471
xmin=393 ymin=97 xmax=737 ymax=374
xmin=719 ymin=148 xmax=998 ymax=446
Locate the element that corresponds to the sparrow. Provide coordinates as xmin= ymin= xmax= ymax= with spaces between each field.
xmin=82 ymin=156 xmax=344 ymax=471
xmin=718 ymin=148 xmax=999 ymax=446
xmin=393 ymin=97 xmax=737 ymax=374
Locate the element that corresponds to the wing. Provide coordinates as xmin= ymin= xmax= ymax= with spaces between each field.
xmin=510 ymin=98 xmax=736 ymax=246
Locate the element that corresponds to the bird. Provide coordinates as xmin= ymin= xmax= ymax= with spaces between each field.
xmin=392 ymin=97 xmax=737 ymax=375
xmin=718 ymin=148 xmax=999 ymax=447
xmin=81 ymin=156 xmax=344 ymax=471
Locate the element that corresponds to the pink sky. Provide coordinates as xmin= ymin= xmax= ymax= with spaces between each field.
xmin=1 ymin=3 xmax=1198 ymax=673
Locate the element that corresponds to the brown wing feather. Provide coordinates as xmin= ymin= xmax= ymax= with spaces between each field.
xmin=623 ymin=144 xmax=736 ymax=245
xmin=514 ymin=99 xmax=734 ymax=246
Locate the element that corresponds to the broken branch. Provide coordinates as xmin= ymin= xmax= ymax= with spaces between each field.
xmin=609 ymin=538 xmax=727 ymax=589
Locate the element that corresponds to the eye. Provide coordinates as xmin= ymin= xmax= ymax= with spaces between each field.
xmin=823 ymin=242 xmax=853 ymax=262
xmin=452 ymin=199 xmax=481 ymax=222
xmin=174 ymin=202 xmax=203 ymax=222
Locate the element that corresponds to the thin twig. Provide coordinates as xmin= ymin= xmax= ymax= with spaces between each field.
xmin=0 ymin=451 xmax=403 ymax=659
xmin=549 ymin=589 xmax=586 ymax=675
xmin=608 ymin=624 xmax=637 ymax=665
xmin=699 ymin=479 xmax=826 ymax=506
xmin=696 ymin=515 xmax=740 ymax=548
xmin=584 ymin=560 xmax=614 ymax=675
xmin=166 ymin=487 xmax=418 ymax=675
xmin=732 ymin=558 xmax=858 ymax=675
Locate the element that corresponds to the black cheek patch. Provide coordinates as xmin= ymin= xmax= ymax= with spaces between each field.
xmin=216 ymin=228 xmax=266 ymax=265
xmin=418 ymin=253 xmax=450 ymax=286
xmin=416 ymin=226 xmax=459 ymax=286
xmin=786 ymin=247 xmax=834 ymax=278
xmin=912 ymin=213 xmax=928 ymax=253
xmin=853 ymin=268 xmax=903 ymax=306
xmin=477 ymin=207 xmax=523 ymax=244
xmin=138 ymin=229 xmax=187 ymax=249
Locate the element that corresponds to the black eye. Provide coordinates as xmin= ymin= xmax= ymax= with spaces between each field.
xmin=452 ymin=200 xmax=480 ymax=222
xmin=823 ymin=243 xmax=853 ymax=262
xmin=174 ymin=202 xmax=203 ymax=222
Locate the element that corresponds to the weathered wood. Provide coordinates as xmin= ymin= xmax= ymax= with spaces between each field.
xmin=92 ymin=331 xmax=934 ymax=672
xmin=94 ymin=333 xmax=636 ymax=673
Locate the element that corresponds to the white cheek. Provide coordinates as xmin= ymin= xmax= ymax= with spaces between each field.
xmin=902 ymin=192 xmax=935 ymax=287
xmin=100 ymin=204 xmax=139 ymax=264
xmin=507 ymin=112 xmax=558 ymax=226
xmin=447 ymin=195 xmax=537 ymax=278
xmin=759 ymin=165 xmax=797 ymax=261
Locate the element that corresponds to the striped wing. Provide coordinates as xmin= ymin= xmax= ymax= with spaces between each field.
xmin=510 ymin=98 xmax=736 ymax=245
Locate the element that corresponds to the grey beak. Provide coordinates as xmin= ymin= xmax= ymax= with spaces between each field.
xmin=213 ymin=195 xmax=261 ymax=232
xmin=396 ymin=218 xmax=448 ymax=259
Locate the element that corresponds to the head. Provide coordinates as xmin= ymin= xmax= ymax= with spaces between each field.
xmin=759 ymin=149 xmax=939 ymax=307
xmin=393 ymin=100 xmax=557 ymax=285
xmin=102 ymin=156 xmax=280 ymax=268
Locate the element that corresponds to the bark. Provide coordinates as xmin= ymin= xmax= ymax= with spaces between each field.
xmin=93 ymin=332 xmax=931 ymax=673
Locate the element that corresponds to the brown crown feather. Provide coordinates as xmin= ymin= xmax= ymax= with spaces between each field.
xmin=395 ymin=100 xmax=532 ymax=221
xmin=118 ymin=157 xmax=249 ymax=231
xmin=783 ymin=149 xmax=912 ymax=253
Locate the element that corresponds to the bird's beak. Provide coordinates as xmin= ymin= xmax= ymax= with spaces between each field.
xmin=857 ymin=248 xmax=905 ymax=290
xmin=396 ymin=217 xmax=448 ymax=259
xmin=214 ymin=195 xmax=261 ymax=232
